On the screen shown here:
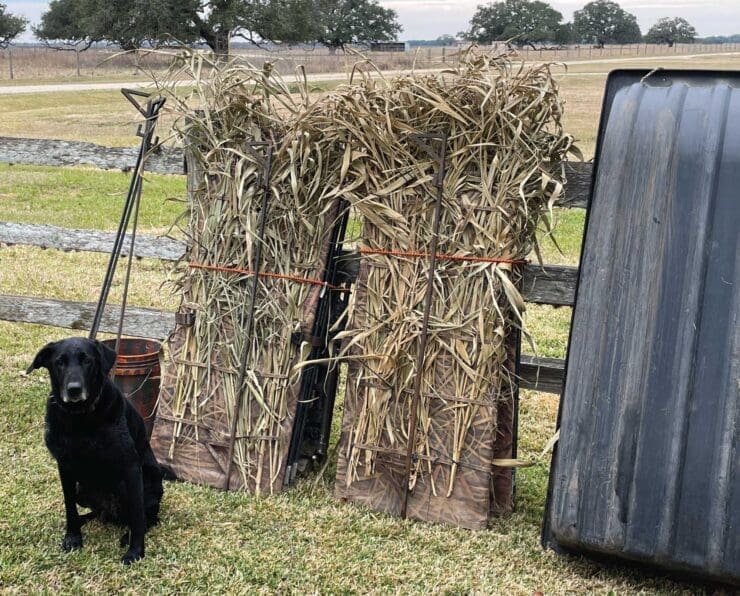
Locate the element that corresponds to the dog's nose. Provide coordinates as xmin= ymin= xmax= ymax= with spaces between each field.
xmin=66 ymin=382 xmax=83 ymax=399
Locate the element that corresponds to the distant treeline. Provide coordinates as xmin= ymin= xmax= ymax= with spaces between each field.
xmin=407 ymin=40 xmax=456 ymax=47
xmin=698 ymin=34 xmax=740 ymax=43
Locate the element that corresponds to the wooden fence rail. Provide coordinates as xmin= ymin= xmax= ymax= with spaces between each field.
xmin=0 ymin=294 xmax=565 ymax=392
xmin=0 ymin=294 xmax=175 ymax=340
xmin=0 ymin=222 xmax=578 ymax=306
xmin=0 ymin=137 xmax=591 ymax=394
xmin=0 ymin=136 xmax=592 ymax=205
xmin=0 ymin=136 xmax=183 ymax=175
xmin=0 ymin=222 xmax=186 ymax=261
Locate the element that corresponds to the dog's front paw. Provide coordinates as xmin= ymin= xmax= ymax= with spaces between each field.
xmin=121 ymin=547 xmax=144 ymax=565
xmin=61 ymin=532 xmax=83 ymax=552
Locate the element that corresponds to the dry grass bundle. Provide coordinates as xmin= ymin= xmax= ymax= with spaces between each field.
xmin=150 ymin=52 xmax=347 ymax=494
xmin=149 ymin=48 xmax=575 ymax=514
xmin=319 ymin=51 xmax=577 ymax=528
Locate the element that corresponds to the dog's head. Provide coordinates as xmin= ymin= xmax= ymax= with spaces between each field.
xmin=27 ymin=338 xmax=117 ymax=410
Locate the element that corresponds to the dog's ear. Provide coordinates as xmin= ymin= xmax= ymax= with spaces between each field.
xmin=27 ymin=342 xmax=58 ymax=374
xmin=96 ymin=341 xmax=117 ymax=375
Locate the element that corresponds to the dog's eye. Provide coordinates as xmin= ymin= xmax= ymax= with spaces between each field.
xmin=79 ymin=353 xmax=89 ymax=364
xmin=54 ymin=355 xmax=68 ymax=367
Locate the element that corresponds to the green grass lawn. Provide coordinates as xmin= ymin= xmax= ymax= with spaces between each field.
xmin=0 ymin=326 xmax=690 ymax=594
xmin=0 ymin=164 xmax=185 ymax=233
xmin=0 ymin=163 xmax=699 ymax=593
xmin=0 ymin=165 xmax=185 ymax=311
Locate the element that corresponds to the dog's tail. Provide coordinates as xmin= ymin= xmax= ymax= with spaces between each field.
xmin=159 ymin=464 xmax=178 ymax=481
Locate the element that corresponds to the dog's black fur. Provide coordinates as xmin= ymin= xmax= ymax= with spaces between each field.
xmin=28 ymin=337 xmax=164 ymax=564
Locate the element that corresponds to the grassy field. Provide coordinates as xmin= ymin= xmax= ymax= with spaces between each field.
xmin=1 ymin=52 xmax=738 ymax=153
xmin=0 ymin=183 xmax=688 ymax=594
xmin=3 ymin=53 xmax=737 ymax=593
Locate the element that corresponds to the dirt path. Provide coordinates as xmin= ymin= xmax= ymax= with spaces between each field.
xmin=0 ymin=68 xmax=440 ymax=95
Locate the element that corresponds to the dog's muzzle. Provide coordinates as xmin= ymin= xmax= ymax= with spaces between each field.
xmin=62 ymin=381 xmax=87 ymax=403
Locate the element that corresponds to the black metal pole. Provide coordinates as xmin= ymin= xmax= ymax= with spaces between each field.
xmin=89 ymin=91 xmax=165 ymax=340
xmin=223 ymin=142 xmax=274 ymax=491
xmin=112 ymin=170 xmax=143 ymax=359
xmin=400 ymin=133 xmax=447 ymax=519
xmin=88 ymin=126 xmax=147 ymax=339
xmin=314 ymin=208 xmax=353 ymax=461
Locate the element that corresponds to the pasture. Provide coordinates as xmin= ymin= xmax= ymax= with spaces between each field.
xmin=0 ymin=51 xmax=737 ymax=593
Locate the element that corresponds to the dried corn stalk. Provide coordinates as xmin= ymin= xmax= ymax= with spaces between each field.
xmin=326 ymin=51 xmax=577 ymax=528
xmin=148 ymin=48 xmax=576 ymax=514
xmin=150 ymin=51 xmax=347 ymax=494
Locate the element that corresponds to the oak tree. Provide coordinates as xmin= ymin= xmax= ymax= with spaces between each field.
xmin=574 ymin=0 xmax=641 ymax=47
xmin=0 ymin=2 xmax=27 ymax=49
xmin=466 ymin=0 xmax=564 ymax=46
xmin=644 ymin=17 xmax=697 ymax=47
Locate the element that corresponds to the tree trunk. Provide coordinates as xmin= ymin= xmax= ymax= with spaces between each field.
xmin=207 ymin=31 xmax=230 ymax=58
xmin=200 ymin=29 xmax=231 ymax=59
xmin=8 ymin=47 xmax=13 ymax=80
xmin=75 ymin=46 xmax=81 ymax=77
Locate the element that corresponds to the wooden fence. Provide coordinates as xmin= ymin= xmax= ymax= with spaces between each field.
xmin=0 ymin=136 xmax=591 ymax=395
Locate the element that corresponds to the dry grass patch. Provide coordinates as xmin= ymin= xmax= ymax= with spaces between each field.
xmin=0 ymin=90 xmax=150 ymax=147
xmin=554 ymin=53 xmax=740 ymax=159
xmin=556 ymin=75 xmax=605 ymax=160
xmin=0 ymin=246 xmax=175 ymax=311
xmin=562 ymin=52 xmax=740 ymax=74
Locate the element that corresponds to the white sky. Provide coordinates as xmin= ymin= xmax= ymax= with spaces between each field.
xmin=6 ymin=0 xmax=740 ymax=42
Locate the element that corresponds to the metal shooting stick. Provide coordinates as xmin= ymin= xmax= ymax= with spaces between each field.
xmin=400 ymin=132 xmax=448 ymax=519
xmin=89 ymin=89 xmax=166 ymax=342
xmin=223 ymin=142 xmax=274 ymax=491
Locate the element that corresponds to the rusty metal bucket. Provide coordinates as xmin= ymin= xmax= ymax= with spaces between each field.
xmin=102 ymin=338 xmax=162 ymax=439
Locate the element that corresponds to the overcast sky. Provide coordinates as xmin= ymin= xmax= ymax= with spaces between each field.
xmin=6 ymin=0 xmax=740 ymax=42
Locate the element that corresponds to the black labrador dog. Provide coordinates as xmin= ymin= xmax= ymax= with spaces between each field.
xmin=28 ymin=337 xmax=165 ymax=564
